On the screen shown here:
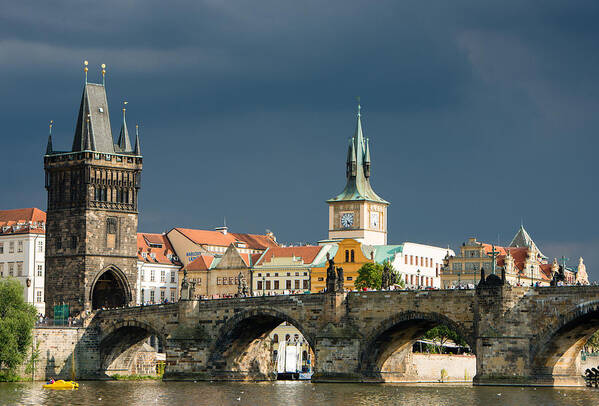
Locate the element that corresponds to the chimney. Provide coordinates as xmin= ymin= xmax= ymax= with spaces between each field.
xmin=215 ymin=226 xmax=228 ymax=235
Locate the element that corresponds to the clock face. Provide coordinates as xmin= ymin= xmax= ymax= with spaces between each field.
xmin=370 ymin=212 xmax=379 ymax=229
xmin=341 ymin=212 xmax=354 ymax=228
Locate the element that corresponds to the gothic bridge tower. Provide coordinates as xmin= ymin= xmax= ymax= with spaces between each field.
xmin=44 ymin=67 xmax=142 ymax=317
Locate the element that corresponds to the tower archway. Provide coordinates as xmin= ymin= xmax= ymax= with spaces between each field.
xmin=91 ymin=266 xmax=131 ymax=309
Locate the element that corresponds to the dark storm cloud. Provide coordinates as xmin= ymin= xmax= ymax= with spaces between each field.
xmin=1 ymin=1 xmax=598 ymax=277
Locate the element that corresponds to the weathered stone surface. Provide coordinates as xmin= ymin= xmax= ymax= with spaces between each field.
xmin=28 ymin=286 xmax=599 ymax=386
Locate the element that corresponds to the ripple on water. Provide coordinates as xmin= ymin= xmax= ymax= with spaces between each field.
xmin=2 ymin=381 xmax=599 ymax=406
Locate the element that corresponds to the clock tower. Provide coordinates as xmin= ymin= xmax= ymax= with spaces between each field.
xmin=327 ymin=105 xmax=389 ymax=245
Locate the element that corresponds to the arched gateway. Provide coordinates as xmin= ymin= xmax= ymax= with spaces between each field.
xmin=91 ymin=266 xmax=132 ymax=309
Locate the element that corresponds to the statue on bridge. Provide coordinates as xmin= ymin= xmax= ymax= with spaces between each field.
xmin=237 ymin=271 xmax=249 ymax=297
xmin=550 ymin=265 xmax=566 ymax=286
xmin=381 ymin=261 xmax=392 ymax=290
xmin=180 ymin=268 xmax=191 ymax=300
xmin=336 ymin=266 xmax=344 ymax=292
xmin=326 ymin=253 xmax=338 ymax=293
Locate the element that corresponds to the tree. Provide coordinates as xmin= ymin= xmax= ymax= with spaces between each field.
xmin=586 ymin=330 xmax=599 ymax=353
xmin=422 ymin=325 xmax=468 ymax=354
xmin=355 ymin=261 xmax=405 ymax=290
xmin=0 ymin=279 xmax=37 ymax=375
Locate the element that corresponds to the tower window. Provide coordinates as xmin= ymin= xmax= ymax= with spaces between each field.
xmin=345 ymin=250 xmax=349 ymax=262
xmin=107 ymin=217 xmax=118 ymax=249
xmin=351 ymin=250 xmax=355 ymax=262
xmin=70 ymin=236 xmax=77 ymax=249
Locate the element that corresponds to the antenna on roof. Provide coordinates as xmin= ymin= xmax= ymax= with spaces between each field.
xmin=84 ymin=60 xmax=89 ymax=84
xmin=224 ymin=217 xmax=227 ymax=228
xmin=356 ymin=96 xmax=361 ymax=118
xmin=101 ymin=63 xmax=106 ymax=86
xmin=49 ymin=120 xmax=53 ymax=134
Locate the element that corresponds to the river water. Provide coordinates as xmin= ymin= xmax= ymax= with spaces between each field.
xmin=2 ymin=381 xmax=599 ymax=406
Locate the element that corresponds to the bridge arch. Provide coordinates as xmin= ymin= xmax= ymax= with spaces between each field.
xmin=359 ymin=310 xmax=474 ymax=381
xmin=90 ymin=265 xmax=132 ymax=310
xmin=208 ymin=307 xmax=315 ymax=380
xmin=531 ymin=300 xmax=599 ymax=385
xmin=98 ymin=319 xmax=166 ymax=376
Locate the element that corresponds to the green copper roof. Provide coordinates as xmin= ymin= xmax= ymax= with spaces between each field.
xmin=327 ymin=107 xmax=389 ymax=204
xmin=373 ymin=245 xmax=403 ymax=263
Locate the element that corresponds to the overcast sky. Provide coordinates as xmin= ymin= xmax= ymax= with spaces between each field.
xmin=1 ymin=1 xmax=597 ymax=279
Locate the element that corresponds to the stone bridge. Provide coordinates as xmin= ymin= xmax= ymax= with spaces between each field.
xmin=77 ymin=285 xmax=599 ymax=386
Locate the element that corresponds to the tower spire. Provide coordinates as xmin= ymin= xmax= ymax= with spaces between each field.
xmin=134 ymin=124 xmax=141 ymax=155
xmin=101 ymin=63 xmax=106 ymax=86
xmin=46 ymin=120 xmax=54 ymax=154
xmin=84 ymin=114 xmax=93 ymax=151
xmin=117 ymin=101 xmax=133 ymax=152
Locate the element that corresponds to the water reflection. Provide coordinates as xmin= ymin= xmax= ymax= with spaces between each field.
xmin=2 ymin=381 xmax=599 ymax=406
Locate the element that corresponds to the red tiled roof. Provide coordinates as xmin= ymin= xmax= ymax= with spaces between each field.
xmin=173 ymin=228 xmax=278 ymax=250
xmin=539 ymin=263 xmax=553 ymax=281
xmin=0 ymin=208 xmax=46 ymax=235
xmin=254 ymin=246 xmax=323 ymax=266
xmin=186 ymin=254 xmax=215 ymax=271
xmin=137 ymin=233 xmax=181 ymax=266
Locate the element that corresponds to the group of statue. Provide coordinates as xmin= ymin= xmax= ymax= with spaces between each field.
xmin=325 ymin=253 xmax=344 ymax=293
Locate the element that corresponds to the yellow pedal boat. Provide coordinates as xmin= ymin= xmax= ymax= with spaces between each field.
xmin=43 ymin=380 xmax=79 ymax=390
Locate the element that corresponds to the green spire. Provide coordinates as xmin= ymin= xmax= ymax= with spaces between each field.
xmin=327 ymin=103 xmax=388 ymax=204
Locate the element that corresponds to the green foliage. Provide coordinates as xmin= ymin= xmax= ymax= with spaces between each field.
xmin=422 ymin=324 xmax=468 ymax=354
xmin=355 ymin=263 xmax=383 ymax=290
xmin=0 ymin=279 xmax=37 ymax=374
xmin=587 ymin=330 xmax=599 ymax=352
xmin=355 ymin=261 xmax=405 ymax=290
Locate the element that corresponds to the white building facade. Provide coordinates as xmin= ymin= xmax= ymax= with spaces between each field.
xmin=0 ymin=208 xmax=46 ymax=314
xmin=136 ymin=233 xmax=181 ymax=305
xmin=390 ymin=243 xmax=454 ymax=289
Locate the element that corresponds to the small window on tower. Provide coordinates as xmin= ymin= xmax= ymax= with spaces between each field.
xmin=107 ymin=217 xmax=118 ymax=249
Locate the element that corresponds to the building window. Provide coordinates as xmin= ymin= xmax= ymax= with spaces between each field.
xmin=274 ymin=280 xmax=280 ymax=289
xmin=150 ymin=290 xmax=155 ymax=303
xmin=160 ymin=271 xmax=166 ymax=283
xmin=265 ymin=280 xmax=271 ymax=290
xmin=37 ymin=264 xmax=43 ymax=277
xmin=36 ymin=290 xmax=42 ymax=303
xmin=0 ymin=263 xmax=3 ymax=277
xmin=17 ymin=241 xmax=23 ymax=253
xmin=71 ymin=236 xmax=77 ymax=249
xmin=8 ymin=263 xmax=14 ymax=276
xmin=303 ymin=280 xmax=309 ymax=289
xmin=285 ymin=334 xmax=290 ymax=342
xmin=347 ymin=276 xmax=353 ymax=281
xmin=170 ymin=272 xmax=175 ymax=283
xmin=409 ymin=255 xmax=413 ymax=265
xmin=37 ymin=241 xmax=43 ymax=253
xmin=223 ymin=277 xmax=227 ymax=285
xmin=303 ymin=272 xmax=307 ymax=276
xmin=160 ymin=290 xmax=165 ymax=301
xmin=294 ymin=280 xmax=300 ymax=289
xmin=170 ymin=289 xmax=176 ymax=303
xmin=217 ymin=277 xmax=222 ymax=285
xmin=273 ymin=334 xmax=279 ymax=343
xmin=140 ymin=269 xmax=145 ymax=281
xmin=107 ymin=217 xmax=118 ymax=249
xmin=0 ymin=243 xmax=3 ymax=254
xmin=17 ymin=262 xmax=23 ymax=277
xmin=286 ymin=280 xmax=291 ymax=290
xmin=141 ymin=289 xmax=145 ymax=303
xmin=286 ymin=272 xmax=291 ymax=276
xmin=150 ymin=270 xmax=155 ymax=282
xmin=275 ymin=273 xmax=279 ymax=277
xmin=9 ymin=242 xmax=15 ymax=253
xmin=318 ymin=277 xmax=324 ymax=281
xmin=351 ymin=250 xmax=355 ymax=262
xmin=345 ymin=250 xmax=349 ymax=262
xmin=257 ymin=280 xmax=262 ymax=290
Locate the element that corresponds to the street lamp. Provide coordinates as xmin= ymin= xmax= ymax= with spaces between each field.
xmin=457 ymin=269 xmax=461 ymax=288
xmin=530 ymin=265 xmax=535 ymax=287
xmin=417 ymin=269 xmax=421 ymax=290
xmin=262 ymin=276 xmax=265 ymax=296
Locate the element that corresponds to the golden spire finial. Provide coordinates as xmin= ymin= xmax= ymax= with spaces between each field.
xmin=84 ymin=60 xmax=89 ymax=84
xmin=101 ymin=63 xmax=106 ymax=86
xmin=49 ymin=120 xmax=53 ymax=131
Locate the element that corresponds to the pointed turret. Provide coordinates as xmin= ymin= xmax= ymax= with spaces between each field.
xmin=46 ymin=120 xmax=53 ymax=155
xmin=134 ymin=124 xmax=141 ymax=156
xmin=72 ymin=83 xmax=114 ymax=153
xmin=116 ymin=102 xmax=133 ymax=152
xmin=83 ymin=115 xmax=93 ymax=151
xmin=509 ymin=225 xmax=546 ymax=259
xmin=327 ymin=103 xmax=388 ymax=204
xmin=364 ymin=138 xmax=371 ymax=178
